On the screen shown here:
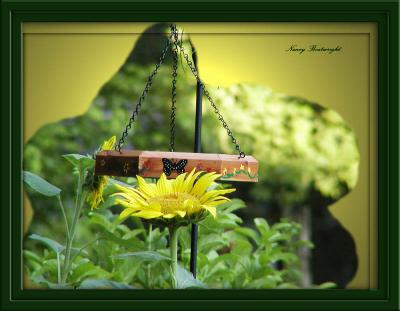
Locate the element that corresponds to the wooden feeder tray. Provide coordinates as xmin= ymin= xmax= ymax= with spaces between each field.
xmin=95 ymin=150 xmax=258 ymax=182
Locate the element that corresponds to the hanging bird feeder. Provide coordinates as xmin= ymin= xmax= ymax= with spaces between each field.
xmin=95 ymin=150 xmax=258 ymax=182
xmin=95 ymin=24 xmax=259 ymax=277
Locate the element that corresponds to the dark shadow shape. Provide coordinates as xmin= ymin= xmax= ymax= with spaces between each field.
xmin=312 ymin=205 xmax=358 ymax=288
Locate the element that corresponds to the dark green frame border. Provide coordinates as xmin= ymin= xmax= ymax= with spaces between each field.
xmin=1 ymin=1 xmax=398 ymax=310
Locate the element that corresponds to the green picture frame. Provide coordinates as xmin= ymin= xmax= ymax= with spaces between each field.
xmin=1 ymin=0 xmax=398 ymax=310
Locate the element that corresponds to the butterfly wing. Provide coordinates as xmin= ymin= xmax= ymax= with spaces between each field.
xmin=162 ymin=158 xmax=173 ymax=176
xmin=175 ymin=159 xmax=188 ymax=174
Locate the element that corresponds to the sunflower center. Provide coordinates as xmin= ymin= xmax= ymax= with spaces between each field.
xmin=149 ymin=193 xmax=199 ymax=214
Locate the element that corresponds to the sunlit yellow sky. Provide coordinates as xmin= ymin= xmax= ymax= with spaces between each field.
xmin=23 ymin=22 xmax=377 ymax=289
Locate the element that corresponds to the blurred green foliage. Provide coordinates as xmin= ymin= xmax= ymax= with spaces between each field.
xmin=24 ymin=57 xmax=359 ymax=230
xmin=24 ymin=33 xmax=359 ymax=288
xmin=24 ymin=169 xmax=324 ymax=289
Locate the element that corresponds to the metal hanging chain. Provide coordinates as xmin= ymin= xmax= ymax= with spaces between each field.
xmin=169 ymin=25 xmax=179 ymax=152
xmin=170 ymin=27 xmax=246 ymax=159
xmin=115 ymin=31 xmax=174 ymax=152
xmin=116 ymin=25 xmax=246 ymax=159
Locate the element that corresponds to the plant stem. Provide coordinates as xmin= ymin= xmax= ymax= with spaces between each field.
xmin=61 ymin=238 xmax=71 ymax=284
xmin=147 ymin=224 xmax=152 ymax=288
xmin=70 ymin=235 xmax=102 ymax=264
xmin=56 ymin=194 xmax=70 ymax=285
xmin=169 ymin=226 xmax=179 ymax=289
xmin=56 ymin=252 xmax=61 ymax=284
xmin=61 ymin=167 xmax=86 ymax=284
xmin=57 ymin=195 xmax=70 ymax=240
xmin=148 ymin=224 xmax=153 ymax=251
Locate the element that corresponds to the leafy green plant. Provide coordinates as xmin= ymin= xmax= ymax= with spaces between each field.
xmin=24 ymin=157 xmax=335 ymax=289
xmin=24 ymin=57 xmax=359 ymax=284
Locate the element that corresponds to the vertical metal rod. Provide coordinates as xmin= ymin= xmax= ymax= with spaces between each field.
xmin=190 ymin=40 xmax=202 ymax=278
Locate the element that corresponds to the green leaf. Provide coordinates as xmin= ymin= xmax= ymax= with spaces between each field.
xmin=34 ymin=258 xmax=59 ymax=279
xmin=107 ymin=178 xmax=135 ymax=190
xmin=70 ymin=246 xmax=89 ymax=258
xmin=88 ymin=212 xmax=113 ymax=231
xmin=231 ymin=239 xmax=253 ymax=256
xmin=293 ymin=239 xmax=315 ymax=249
xmin=23 ymin=171 xmax=61 ymax=197
xmin=176 ymin=266 xmax=207 ymax=289
xmin=23 ymin=250 xmax=43 ymax=271
xmin=96 ymin=195 xmax=118 ymax=210
xmin=254 ymin=218 xmax=270 ymax=235
xmin=206 ymin=264 xmax=236 ymax=283
xmin=272 ymin=222 xmax=294 ymax=231
xmin=198 ymin=234 xmax=227 ymax=251
xmin=234 ymin=227 xmax=260 ymax=244
xmin=102 ymin=230 xmax=145 ymax=251
xmin=62 ymin=154 xmax=94 ymax=170
xmin=214 ymin=214 xmax=241 ymax=229
xmin=122 ymin=228 xmax=146 ymax=239
xmin=29 ymin=234 xmax=64 ymax=254
xmin=23 ymin=249 xmax=42 ymax=265
xmin=268 ymin=233 xmax=291 ymax=243
xmin=114 ymin=251 xmax=171 ymax=262
xmin=221 ymin=199 xmax=246 ymax=214
xmin=225 ymin=212 xmax=243 ymax=224
xmin=70 ymin=261 xmax=110 ymax=283
xmin=315 ymin=282 xmax=337 ymax=289
xmin=78 ymin=279 xmax=135 ymax=289
xmin=245 ymin=275 xmax=283 ymax=289
xmin=31 ymin=275 xmax=72 ymax=289
xmin=269 ymin=252 xmax=298 ymax=264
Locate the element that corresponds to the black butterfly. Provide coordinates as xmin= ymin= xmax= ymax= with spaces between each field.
xmin=162 ymin=158 xmax=188 ymax=176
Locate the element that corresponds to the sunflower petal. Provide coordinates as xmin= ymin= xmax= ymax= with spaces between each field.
xmin=101 ymin=136 xmax=116 ymax=150
xmin=191 ymin=172 xmax=221 ymax=197
xmin=175 ymin=210 xmax=186 ymax=217
xmin=202 ymin=205 xmax=217 ymax=218
xmin=113 ymin=169 xmax=235 ymax=222
xmin=206 ymin=199 xmax=230 ymax=207
xmin=182 ymin=169 xmax=202 ymax=193
xmin=183 ymin=199 xmax=194 ymax=209
xmin=199 ymin=188 xmax=236 ymax=203
xmin=136 ymin=176 xmax=156 ymax=197
xmin=172 ymin=172 xmax=187 ymax=193
xmin=131 ymin=210 xmax=164 ymax=219
xmin=119 ymin=206 xmax=141 ymax=219
xmin=113 ymin=184 xmax=148 ymax=200
xmin=148 ymin=201 xmax=162 ymax=212
xmin=112 ymin=192 xmax=148 ymax=206
xmin=207 ymin=196 xmax=230 ymax=203
xmin=163 ymin=213 xmax=176 ymax=219
xmin=157 ymin=174 xmax=172 ymax=196
xmin=114 ymin=198 xmax=142 ymax=209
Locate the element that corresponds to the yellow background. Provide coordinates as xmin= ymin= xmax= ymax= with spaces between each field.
xmin=23 ymin=22 xmax=377 ymax=289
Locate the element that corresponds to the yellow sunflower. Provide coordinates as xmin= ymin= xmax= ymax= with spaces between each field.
xmin=86 ymin=136 xmax=116 ymax=210
xmin=113 ymin=169 xmax=235 ymax=225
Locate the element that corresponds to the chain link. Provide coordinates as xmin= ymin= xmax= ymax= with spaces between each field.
xmin=169 ymin=25 xmax=179 ymax=152
xmin=171 ymin=27 xmax=245 ymax=159
xmin=115 ymin=31 xmax=174 ymax=152
xmin=116 ymin=24 xmax=246 ymax=159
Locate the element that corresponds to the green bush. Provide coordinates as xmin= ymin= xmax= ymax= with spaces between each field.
xmin=24 ymin=62 xmax=359 ymax=219
xmin=23 ymin=33 xmax=358 ymax=287
xmin=23 ymin=161 xmax=333 ymax=289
